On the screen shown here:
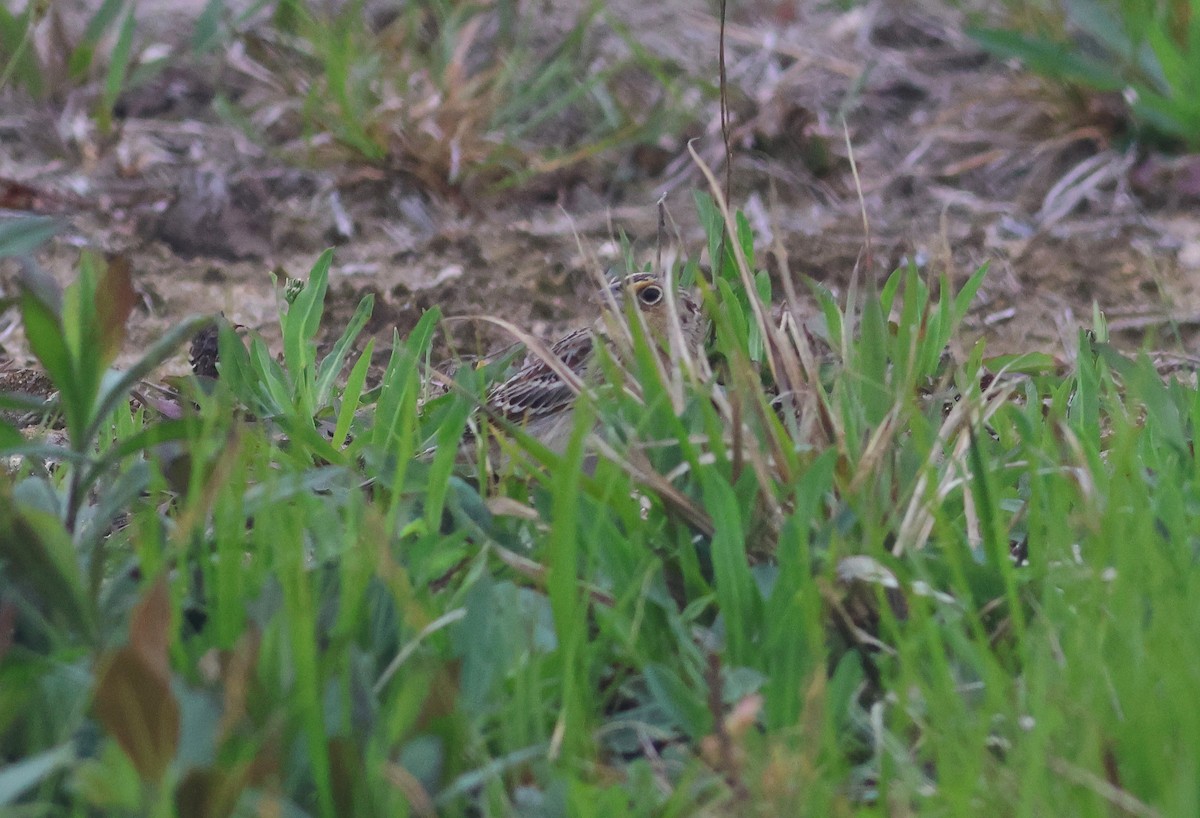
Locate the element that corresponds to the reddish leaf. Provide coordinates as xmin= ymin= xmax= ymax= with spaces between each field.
xmin=328 ymin=737 xmax=360 ymax=817
xmin=95 ymin=254 xmax=137 ymax=367
xmin=93 ymin=645 xmax=181 ymax=785
xmin=93 ymin=578 xmax=179 ymax=785
xmin=129 ymin=576 xmax=172 ymax=681
xmin=0 ymin=601 xmax=15 ymax=662
xmin=175 ymin=764 xmax=253 ymax=818
xmin=216 ymin=630 xmax=260 ymax=745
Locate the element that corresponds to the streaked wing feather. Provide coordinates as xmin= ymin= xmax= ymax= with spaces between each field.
xmin=486 ymin=328 xmax=594 ymax=423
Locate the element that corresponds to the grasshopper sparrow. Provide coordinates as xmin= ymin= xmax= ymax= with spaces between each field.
xmin=478 ymin=272 xmax=706 ymax=452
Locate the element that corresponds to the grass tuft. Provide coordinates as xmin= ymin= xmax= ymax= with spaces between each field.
xmin=3 ymin=185 xmax=1200 ymax=814
xmin=970 ymin=0 xmax=1200 ymax=150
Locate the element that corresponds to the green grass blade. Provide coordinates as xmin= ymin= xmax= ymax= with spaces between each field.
xmin=97 ymin=7 xmax=136 ymax=133
xmin=315 ymin=293 xmax=374 ymax=407
xmin=332 ymin=338 xmax=374 ymax=449
xmin=697 ymin=470 xmax=758 ymax=666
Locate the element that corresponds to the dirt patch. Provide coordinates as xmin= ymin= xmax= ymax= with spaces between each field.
xmin=2 ymin=0 xmax=1199 ymax=382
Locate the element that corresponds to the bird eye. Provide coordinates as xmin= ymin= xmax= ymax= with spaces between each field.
xmin=637 ymin=283 xmax=664 ymax=306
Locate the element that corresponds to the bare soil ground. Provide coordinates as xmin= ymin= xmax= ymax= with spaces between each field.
xmin=4 ymin=0 xmax=1200 ymax=388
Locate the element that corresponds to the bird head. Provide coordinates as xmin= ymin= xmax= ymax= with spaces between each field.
xmin=600 ymin=272 xmax=706 ymax=356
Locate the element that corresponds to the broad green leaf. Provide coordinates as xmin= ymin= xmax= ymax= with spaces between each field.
xmin=0 ymin=216 xmax=62 ymax=257
xmin=20 ymin=282 xmax=71 ymax=394
xmin=0 ymin=486 xmax=94 ymax=638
